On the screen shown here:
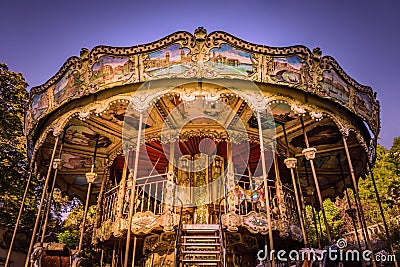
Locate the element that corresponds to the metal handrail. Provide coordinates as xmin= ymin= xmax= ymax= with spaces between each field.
xmin=174 ymin=197 xmax=184 ymax=267
xmin=218 ymin=196 xmax=226 ymax=267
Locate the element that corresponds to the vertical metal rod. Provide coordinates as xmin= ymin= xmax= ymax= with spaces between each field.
xmin=25 ymin=136 xmax=59 ymax=267
xmin=131 ymin=237 xmax=137 ymax=267
xmin=41 ymin=138 xmax=65 ymax=243
xmin=295 ymin=167 xmax=306 ymax=223
xmin=300 ymin=117 xmax=332 ymax=242
xmin=290 ymin=168 xmax=308 ymax=245
xmin=124 ymin=113 xmax=143 ymax=267
xmin=117 ymin=160 xmax=129 ymax=219
xmin=141 ymin=185 xmax=145 ymax=212
xmin=147 ymin=184 xmax=152 ymax=211
xmin=225 ymin=141 xmax=233 ymax=214
xmin=282 ymin=123 xmax=308 ymax=245
xmin=154 ymin=182 xmax=158 ymax=214
xmin=337 ymin=154 xmax=362 ymax=249
xmin=97 ymin=167 xmax=110 ymax=226
xmin=342 ymin=135 xmax=376 ymax=267
xmin=310 ymin=205 xmax=321 ymax=248
xmin=257 ymin=112 xmax=275 ymax=267
xmin=5 ymin=159 xmax=35 ymax=267
xmin=78 ymin=135 xmax=99 ymax=252
xmin=112 ymin=243 xmax=116 ymax=267
xmin=100 ymin=249 xmax=104 ymax=266
xmin=303 ymin=158 xmax=321 ymax=248
xmin=366 ymin=160 xmax=398 ymax=267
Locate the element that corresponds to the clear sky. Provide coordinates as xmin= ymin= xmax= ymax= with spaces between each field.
xmin=1 ymin=0 xmax=399 ymax=148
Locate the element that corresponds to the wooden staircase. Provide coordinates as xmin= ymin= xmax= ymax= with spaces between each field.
xmin=178 ymin=224 xmax=222 ymax=267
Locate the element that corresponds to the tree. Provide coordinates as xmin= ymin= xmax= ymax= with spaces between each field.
xmin=57 ymin=204 xmax=101 ymax=267
xmin=0 ymin=63 xmax=36 ymax=227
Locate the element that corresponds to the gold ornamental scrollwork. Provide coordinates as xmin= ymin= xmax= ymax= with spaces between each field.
xmin=130 ymin=211 xmax=160 ymax=235
xmin=241 ymin=211 xmax=270 ymax=235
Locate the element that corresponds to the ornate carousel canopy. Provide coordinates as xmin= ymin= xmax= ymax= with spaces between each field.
xmin=25 ymin=27 xmax=380 ymax=203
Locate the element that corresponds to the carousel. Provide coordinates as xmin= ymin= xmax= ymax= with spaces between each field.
xmin=5 ymin=27 xmax=393 ymax=267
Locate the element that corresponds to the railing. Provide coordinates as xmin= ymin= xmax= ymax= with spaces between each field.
xmin=101 ymin=185 xmax=119 ymax=222
xmin=174 ymin=198 xmax=184 ymax=267
xmin=99 ymin=174 xmax=168 ymax=227
xmin=218 ymin=196 xmax=227 ymax=267
xmin=98 ymin=173 xmax=300 ymax=239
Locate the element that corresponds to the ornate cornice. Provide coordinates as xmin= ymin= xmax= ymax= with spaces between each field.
xmin=26 ymin=27 xmax=380 ymax=143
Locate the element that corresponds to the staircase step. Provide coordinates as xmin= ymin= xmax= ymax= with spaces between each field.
xmin=183 ymin=251 xmax=220 ymax=254
xmin=183 ymin=263 xmax=218 ymax=266
xmin=184 ymin=239 xmax=218 ymax=243
xmin=183 ymin=243 xmax=220 ymax=246
xmin=182 ymin=235 xmax=219 ymax=239
xmin=182 ymin=259 xmax=220 ymax=263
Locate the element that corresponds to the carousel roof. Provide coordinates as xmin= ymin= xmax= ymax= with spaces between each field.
xmin=25 ymin=27 xmax=380 ymax=202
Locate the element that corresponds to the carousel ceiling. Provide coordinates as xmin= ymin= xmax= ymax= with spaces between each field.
xmin=34 ymin=93 xmax=366 ymax=202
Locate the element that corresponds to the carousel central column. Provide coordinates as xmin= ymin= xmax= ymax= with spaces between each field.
xmin=300 ymin=117 xmax=332 ymax=243
xmin=124 ymin=112 xmax=143 ymax=267
xmin=25 ymin=135 xmax=60 ymax=267
xmin=257 ymin=111 xmax=275 ymax=267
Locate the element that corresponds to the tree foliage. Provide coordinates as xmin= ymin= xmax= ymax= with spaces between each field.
xmin=0 ymin=63 xmax=36 ymax=227
xmin=57 ymin=204 xmax=101 ymax=267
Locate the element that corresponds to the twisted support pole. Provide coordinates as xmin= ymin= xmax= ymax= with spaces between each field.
xmin=337 ymin=154 xmax=362 ymax=249
xmin=78 ymin=135 xmax=99 ymax=252
xmin=25 ymin=135 xmax=60 ymax=267
xmin=366 ymin=160 xmax=398 ymax=267
xmin=5 ymin=158 xmax=36 ymax=267
xmin=342 ymin=135 xmax=376 ymax=267
xmin=257 ymin=111 xmax=275 ymax=267
xmin=300 ymin=116 xmax=332 ymax=243
xmin=124 ymin=112 xmax=143 ymax=267
xmin=40 ymin=135 xmax=65 ymax=243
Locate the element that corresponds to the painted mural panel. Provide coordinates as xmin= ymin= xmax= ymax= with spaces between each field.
xmin=209 ymin=44 xmax=254 ymax=76
xmin=145 ymin=44 xmax=191 ymax=77
xmin=321 ymin=70 xmax=349 ymax=103
xmin=91 ymin=56 xmax=134 ymax=88
xmin=61 ymin=153 xmax=92 ymax=169
xmin=65 ymin=125 xmax=111 ymax=148
xmin=354 ymin=92 xmax=372 ymax=120
xmin=271 ymin=56 xmax=302 ymax=84
xmin=32 ymin=93 xmax=49 ymax=119
xmin=54 ymin=70 xmax=82 ymax=104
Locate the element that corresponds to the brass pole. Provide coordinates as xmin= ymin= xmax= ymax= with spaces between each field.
xmin=290 ymin=167 xmax=308 ymax=245
xmin=337 ymin=154 xmax=362 ymax=249
xmin=302 ymin=158 xmax=321 ymax=248
xmin=116 ymin=160 xmax=129 ymax=220
xmin=25 ymin=135 xmax=60 ymax=267
xmin=78 ymin=135 xmax=99 ymax=252
xmin=257 ymin=112 xmax=275 ymax=267
xmin=131 ymin=237 xmax=137 ymax=267
xmin=112 ymin=243 xmax=116 ymax=267
xmin=124 ymin=113 xmax=143 ymax=267
xmin=95 ymin=167 xmax=110 ymax=228
xmin=342 ymin=135 xmax=376 ymax=267
xmin=300 ymin=116 xmax=332 ymax=242
xmin=5 ymin=159 xmax=35 ymax=267
xmin=282 ymin=123 xmax=308 ymax=245
xmin=40 ymin=138 xmax=65 ymax=243
xmin=366 ymin=160 xmax=398 ymax=267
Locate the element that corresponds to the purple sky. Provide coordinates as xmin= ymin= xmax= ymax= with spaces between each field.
xmin=1 ymin=0 xmax=399 ymax=148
